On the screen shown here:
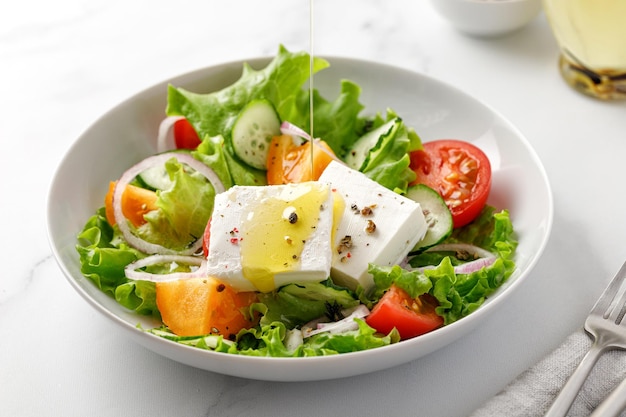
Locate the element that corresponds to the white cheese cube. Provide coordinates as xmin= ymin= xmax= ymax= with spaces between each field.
xmin=318 ymin=161 xmax=427 ymax=292
xmin=205 ymin=182 xmax=334 ymax=293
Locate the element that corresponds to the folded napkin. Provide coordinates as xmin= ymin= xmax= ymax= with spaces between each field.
xmin=470 ymin=328 xmax=626 ymax=417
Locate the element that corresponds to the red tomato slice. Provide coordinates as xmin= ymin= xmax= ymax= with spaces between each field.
xmin=174 ymin=118 xmax=202 ymax=149
xmin=365 ymin=285 xmax=444 ymax=340
xmin=202 ymin=218 xmax=211 ymax=258
xmin=410 ymin=139 xmax=491 ymax=228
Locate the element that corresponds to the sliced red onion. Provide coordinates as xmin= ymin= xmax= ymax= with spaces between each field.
xmin=302 ymin=304 xmax=370 ymax=338
xmin=280 ymin=121 xmax=345 ymax=167
xmin=125 ymin=254 xmax=206 ymax=282
xmin=427 ymin=243 xmax=496 ymax=274
xmin=405 ymin=243 xmax=497 ymax=274
xmin=453 ymin=256 xmax=497 ymax=274
xmin=426 ymin=243 xmax=495 ymax=260
xmin=113 ymin=152 xmax=225 ymax=255
xmin=280 ymin=121 xmax=311 ymax=141
xmin=156 ymin=116 xmax=185 ymax=153
xmin=398 ymin=256 xmax=412 ymax=270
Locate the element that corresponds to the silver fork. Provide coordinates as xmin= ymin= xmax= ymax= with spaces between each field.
xmin=544 ymin=261 xmax=626 ymax=417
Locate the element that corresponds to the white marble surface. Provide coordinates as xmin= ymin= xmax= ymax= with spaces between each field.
xmin=2 ymin=0 xmax=626 ymax=416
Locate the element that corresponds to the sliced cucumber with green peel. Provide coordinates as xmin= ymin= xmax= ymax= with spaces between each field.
xmin=406 ymin=184 xmax=453 ymax=253
xmin=344 ymin=118 xmax=399 ymax=171
xmin=136 ymin=150 xmax=189 ymax=190
xmin=231 ymin=99 xmax=281 ymax=170
xmin=137 ymin=165 xmax=172 ymax=191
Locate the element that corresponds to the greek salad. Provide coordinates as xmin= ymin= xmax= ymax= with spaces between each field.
xmin=76 ymin=45 xmax=517 ymax=357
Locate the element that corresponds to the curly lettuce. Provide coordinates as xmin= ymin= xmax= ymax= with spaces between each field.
xmin=76 ymin=208 xmax=159 ymax=317
xmin=257 ymin=280 xmax=360 ymax=328
xmin=367 ymin=207 xmax=517 ymax=325
xmin=356 ymin=109 xmax=421 ymax=194
xmin=148 ymin=319 xmax=398 ymax=357
xmin=138 ymin=157 xmax=215 ymax=251
xmin=166 ymin=44 xmax=331 ymax=143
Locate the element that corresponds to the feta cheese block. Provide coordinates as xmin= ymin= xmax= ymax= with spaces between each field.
xmin=205 ymin=182 xmax=334 ymax=293
xmin=318 ymin=161 xmax=428 ymax=292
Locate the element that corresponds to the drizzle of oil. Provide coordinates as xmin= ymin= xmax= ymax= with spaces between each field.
xmin=240 ymin=183 xmax=327 ymax=292
xmin=309 ymin=0 xmax=315 ymax=179
xmin=330 ymin=189 xmax=345 ymax=245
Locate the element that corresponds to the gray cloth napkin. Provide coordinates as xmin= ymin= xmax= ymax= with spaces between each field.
xmin=470 ymin=329 xmax=626 ymax=417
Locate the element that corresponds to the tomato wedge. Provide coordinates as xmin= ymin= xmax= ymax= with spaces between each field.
xmin=174 ymin=118 xmax=202 ymax=149
xmin=366 ymin=285 xmax=443 ymax=340
xmin=266 ymin=134 xmax=336 ymax=184
xmin=156 ymin=277 xmax=259 ymax=338
xmin=410 ymin=139 xmax=491 ymax=228
xmin=202 ymin=218 xmax=211 ymax=258
xmin=104 ymin=181 xmax=158 ymax=227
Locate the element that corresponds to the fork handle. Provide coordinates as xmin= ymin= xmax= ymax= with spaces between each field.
xmin=589 ymin=375 xmax=626 ymax=417
xmin=544 ymin=341 xmax=605 ymax=417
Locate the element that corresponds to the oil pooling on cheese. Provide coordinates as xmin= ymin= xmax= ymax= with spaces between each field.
xmin=240 ymin=182 xmax=328 ymax=292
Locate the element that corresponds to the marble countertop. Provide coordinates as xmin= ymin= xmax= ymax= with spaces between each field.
xmin=2 ymin=1 xmax=626 ymax=416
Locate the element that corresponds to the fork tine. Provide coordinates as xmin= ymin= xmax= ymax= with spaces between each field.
xmin=609 ymin=283 xmax=626 ymax=324
xmin=590 ymin=261 xmax=626 ymax=317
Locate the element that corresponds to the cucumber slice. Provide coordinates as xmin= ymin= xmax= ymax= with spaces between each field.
xmin=137 ymin=164 xmax=172 ymax=191
xmin=406 ymin=184 xmax=453 ymax=253
xmin=344 ymin=118 xmax=399 ymax=171
xmin=231 ymin=99 xmax=281 ymax=170
xmin=136 ymin=150 xmax=190 ymax=190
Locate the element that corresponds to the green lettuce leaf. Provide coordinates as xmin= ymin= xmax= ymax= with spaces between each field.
xmin=115 ymin=280 xmax=159 ymax=316
xmin=193 ymin=134 xmax=267 ymax=187
xmin=424 ymin=256 xmax=502 ymax=324
xmin=449 ymin=206 xmax=518 ymax=260
xmin=166 ymin=45 xmax=329 ymax=143
xmin=366 ymin=206 xmax=517 ymax=325
xmin=234 ymin=319 xmax=397 ymax=357
xmin=301 ymin=319 xmax=398 ymax=354
xmin=258 ymin=280 xmax=360 ymax=328
xmin=138 ymin=157 xmax=215 ymax=251
xmin=76 ymin=208 xmax=159 ymax=317
xmin=292 ymin=79 xmax=366 ymax=158
xmin=190 ymin=135 xmax=233 ymax=189
xmin=366 ymin=264 xmax=432 ymax=303
xmin=145 ymin=327 xmax=238 ymax=353
xmin=355 ymin=110 xmax=422 ymax=194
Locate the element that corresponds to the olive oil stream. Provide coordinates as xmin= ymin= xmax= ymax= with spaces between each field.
xmin=239 ymin=1 xmax=319 ymax=293
xmin=309 ymin=0 xmax=315 ymax=177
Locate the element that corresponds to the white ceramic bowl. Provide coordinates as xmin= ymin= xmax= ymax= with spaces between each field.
xmin=430 ymin=0 xmax=542 ymax=37
xmin=47 ymin=55 xmax=553 ymax=381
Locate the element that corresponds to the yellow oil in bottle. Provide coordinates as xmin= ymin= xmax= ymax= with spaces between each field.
xmin=544 ymin=0 xmax=626 ymax=99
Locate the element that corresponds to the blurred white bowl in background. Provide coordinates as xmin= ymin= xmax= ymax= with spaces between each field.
xmin=430 ymin=0 xmax=542 ymax=37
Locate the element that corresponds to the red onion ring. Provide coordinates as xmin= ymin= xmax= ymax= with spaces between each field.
xmin=280 ymin=121 xmax=311 ymax=141
xmin=156 ymin=116 xmax=184 ymax=153
xmin=280 ymin=121 xmax=345 ymax=166
xmin=302 ymin=305 xmax=370 ymax=338
xmin=404 ymin=243 xmax=497 ymax=274
xmin=113 ymin=152 xmax=225 ymax=255
xmin=426 ymin=243 xmax=495 ymax=260
xmin=125 ymin=254 xmax=206 ymax=282
xmin=453 ymin=256 xmax=497 ymax=274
